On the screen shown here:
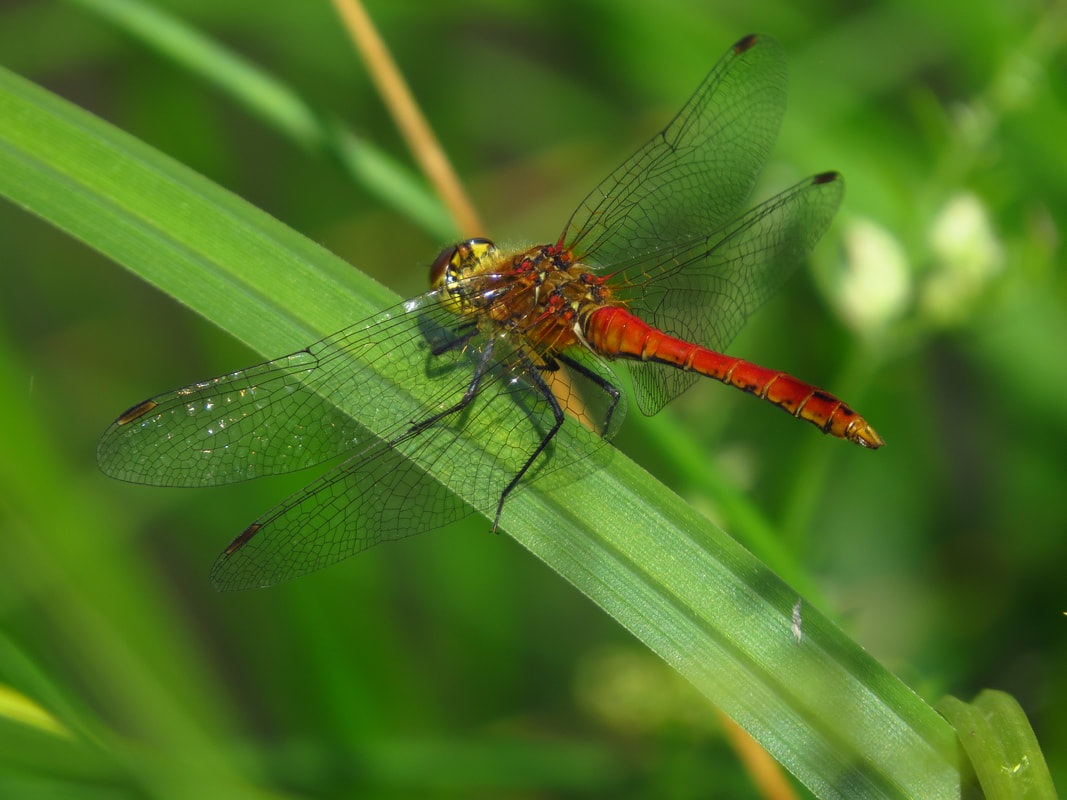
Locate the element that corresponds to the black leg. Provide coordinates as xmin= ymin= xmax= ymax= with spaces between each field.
xmin=408 ymin=338 xmax=496 ymax=435
xmin=491 ymin=353 xmax=566 ymax=531
xmin=556 ymin=353 xmax=623 ymax=437
xmin=404 ymin=339 xmax=608 ymax=534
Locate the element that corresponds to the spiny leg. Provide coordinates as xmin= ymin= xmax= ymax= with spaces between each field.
xmin=491 ymin=352 xmax=566 ymax=531
xmin=408 ymin=337 xmax=496 ymax=435
xmin=555 ymin=352 xmax=623 ymax=437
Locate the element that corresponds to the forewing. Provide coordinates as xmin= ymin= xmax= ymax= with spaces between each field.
xmin=560 ymin=34 xmax=787 ymax=267
xmin=98 ymin=290 xmax=463 ymax=487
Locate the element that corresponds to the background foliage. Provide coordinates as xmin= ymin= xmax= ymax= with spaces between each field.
xmin=1 ymin=0 xmax=1064 ymax=797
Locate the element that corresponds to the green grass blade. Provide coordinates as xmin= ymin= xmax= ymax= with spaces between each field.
xmin=0 ymin=65 xmax=963 ymax=798
xmin=938 ymin=691 xmax=1059 ymax=799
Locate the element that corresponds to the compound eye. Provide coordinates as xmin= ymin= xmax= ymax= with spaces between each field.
xmin=430 ymin=245 xmax=458 ymax=288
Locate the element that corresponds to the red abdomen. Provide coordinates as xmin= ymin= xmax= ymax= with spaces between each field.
xmin=583 ymin=306 xmax=883 ymax=448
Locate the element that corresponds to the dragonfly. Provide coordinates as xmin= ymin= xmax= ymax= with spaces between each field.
xmin=99 ymin=33 xmax=882 ymax=591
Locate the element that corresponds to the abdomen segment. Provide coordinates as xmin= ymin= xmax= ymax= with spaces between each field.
xmin=584 ymin=306 xmax=883 ymax=448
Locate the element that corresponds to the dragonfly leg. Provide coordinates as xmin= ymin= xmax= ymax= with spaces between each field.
xmin=556 ymin=353 xmax=623 ymax=437
xmin=492 ymin=355 xmax=566 ymax=532
xmin=408 ymin=338 xmax=496 ymax=435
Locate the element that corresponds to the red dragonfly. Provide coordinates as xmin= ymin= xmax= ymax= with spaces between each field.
xmin=99 ymin=34 xmax=882 ymax=590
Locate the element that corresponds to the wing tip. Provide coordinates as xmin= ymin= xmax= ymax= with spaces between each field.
xmin=734 ymin=34 xmax=760 ymax=54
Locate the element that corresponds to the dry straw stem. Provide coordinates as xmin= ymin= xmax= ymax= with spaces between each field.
xmin=331 ymin=0 xmax=484 ymax=238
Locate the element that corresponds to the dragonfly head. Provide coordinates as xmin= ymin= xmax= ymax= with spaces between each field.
xmin=431 ymin=238 xmax=498 ymax=314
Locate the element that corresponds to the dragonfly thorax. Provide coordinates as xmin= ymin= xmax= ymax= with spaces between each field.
xmin=431 ymin=238 xmax=613 ymax=355
xmin=486 ymin=244 xmax=614 ymax=355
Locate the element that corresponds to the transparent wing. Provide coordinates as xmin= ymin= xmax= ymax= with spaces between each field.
xmin=98 ymin=291 xmax=463 ymax=487
xmin=207 ymin=355 xmax=615 ymax=590
xmin=611 ymin=172 xmax=845 ymax=415
xmin=560 ymin=33 xmax=787 ymax=267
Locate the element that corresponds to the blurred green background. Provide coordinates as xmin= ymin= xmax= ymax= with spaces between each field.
xmin=1 ymin=0 xmax=1064 ymax=797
